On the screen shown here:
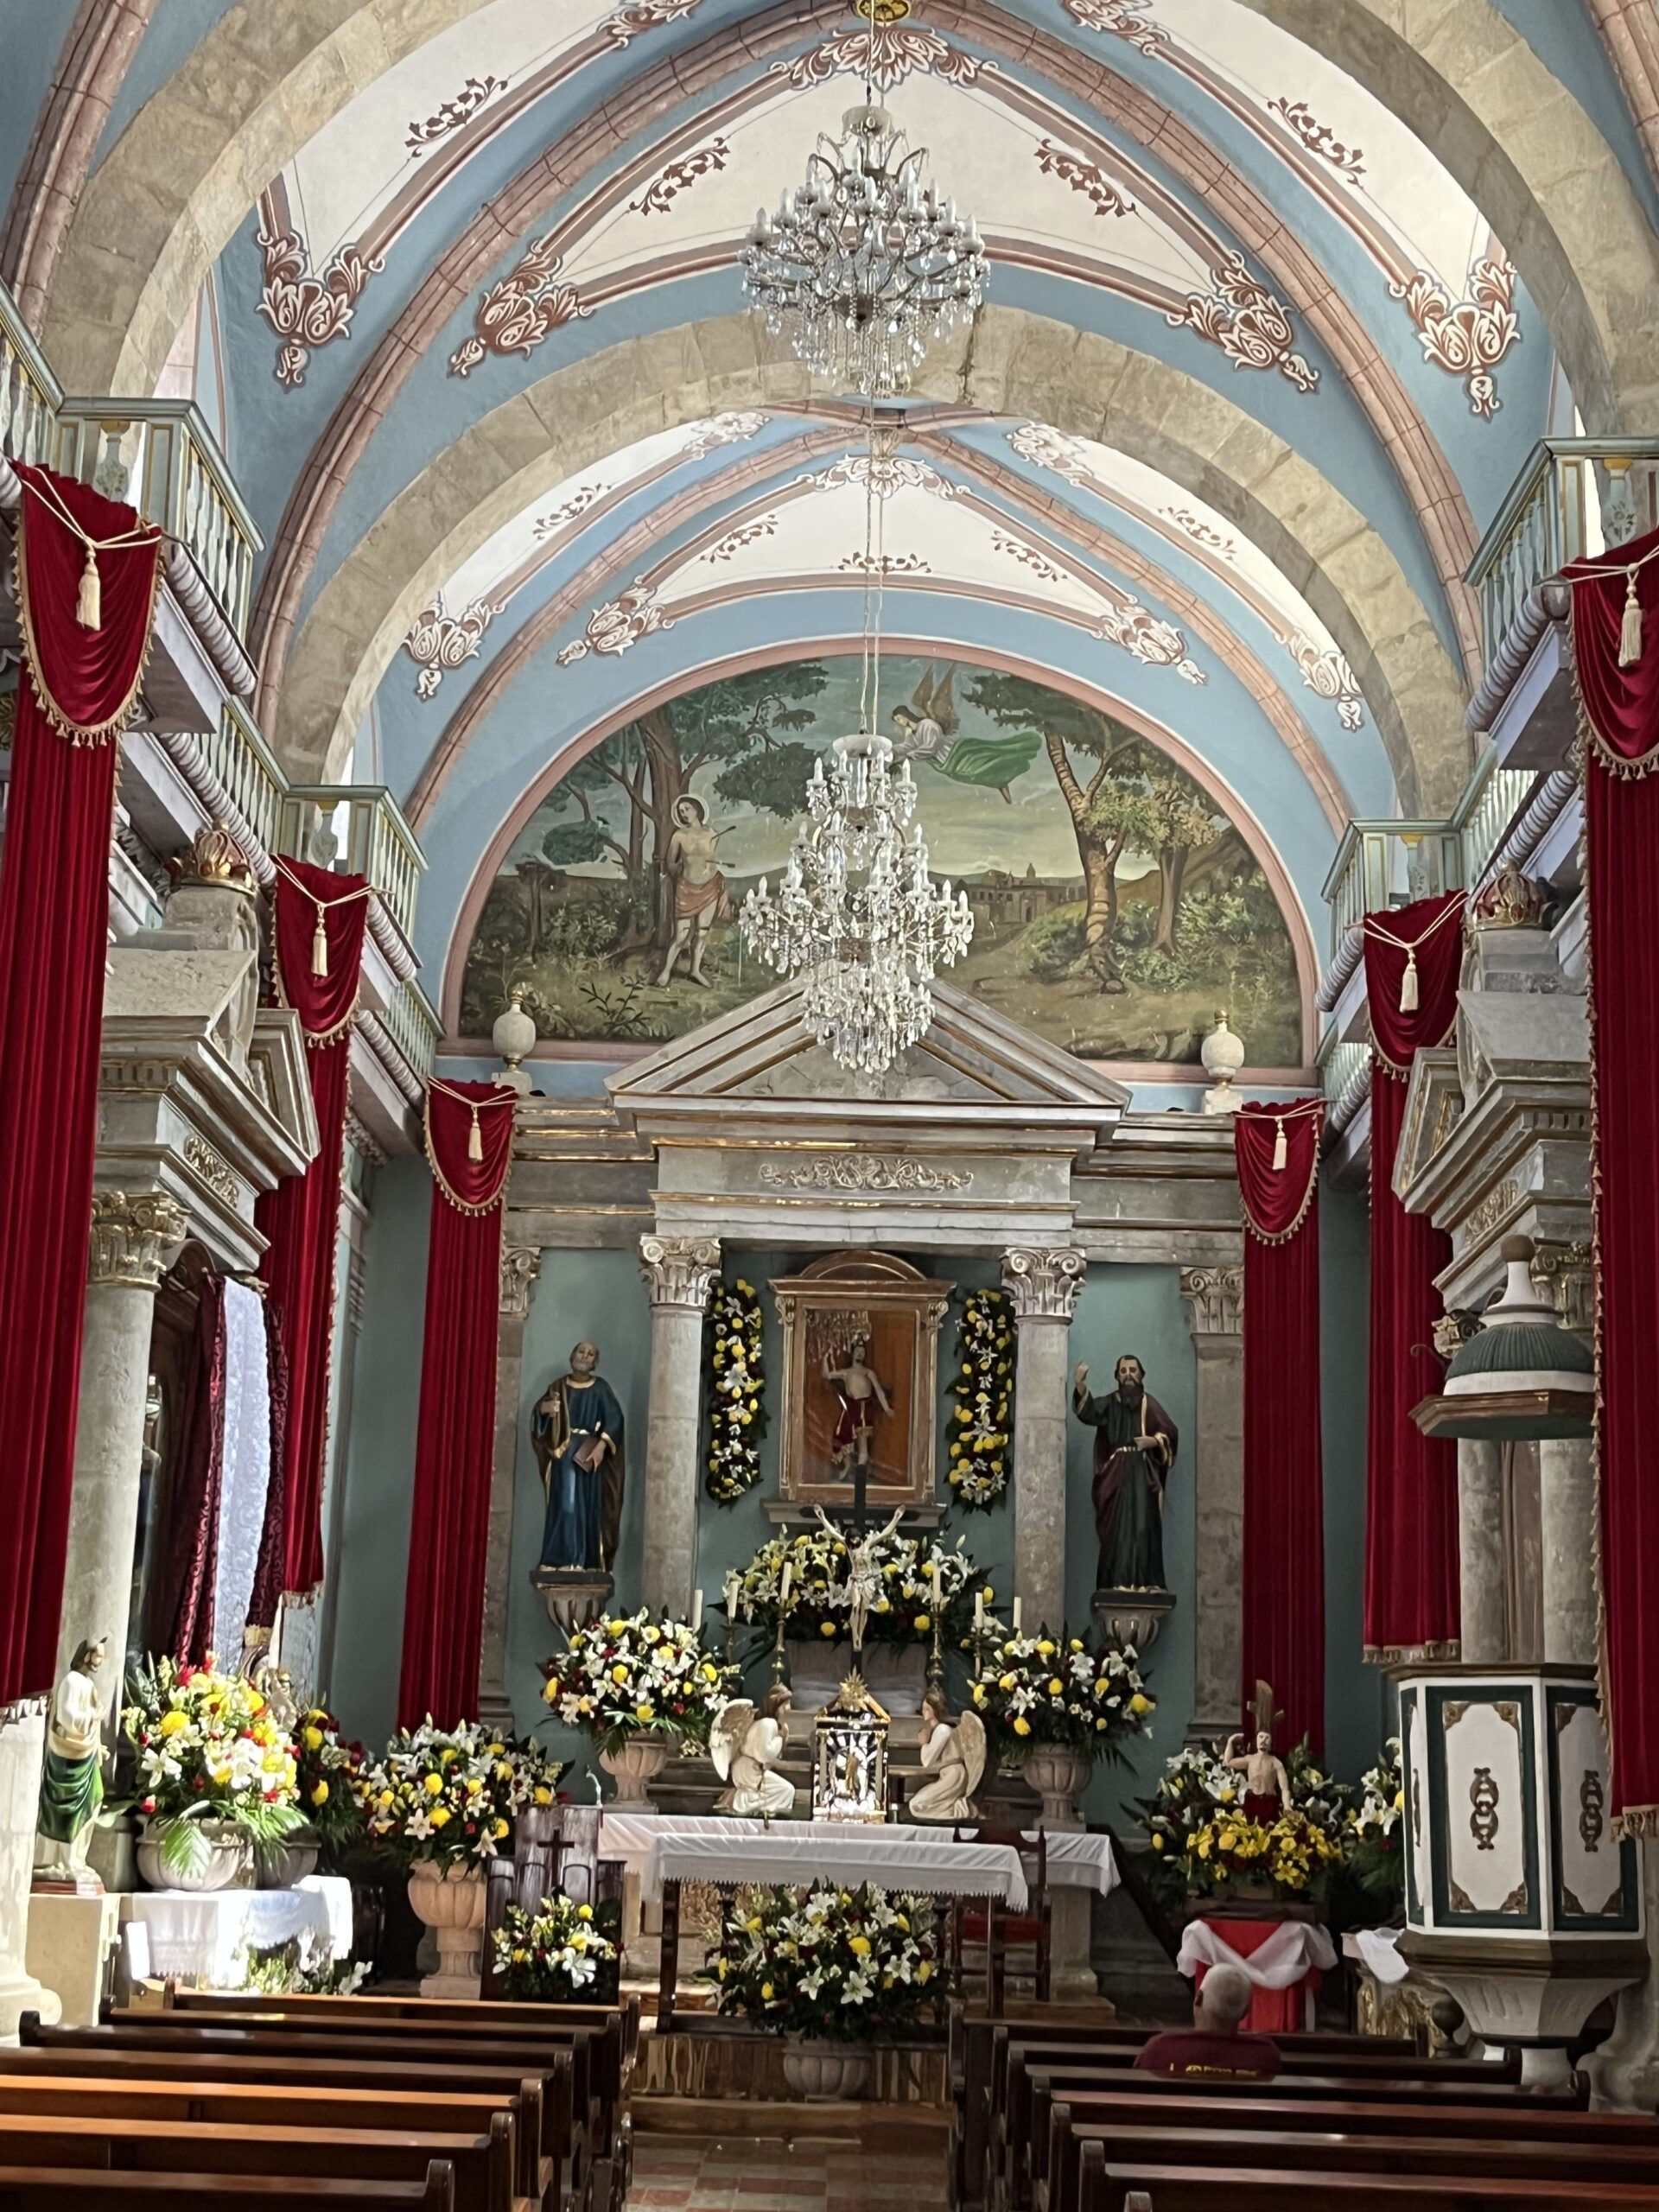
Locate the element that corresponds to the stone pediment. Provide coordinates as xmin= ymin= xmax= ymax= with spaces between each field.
xmin=607 ymin=978 xmax=1129 ymax=1154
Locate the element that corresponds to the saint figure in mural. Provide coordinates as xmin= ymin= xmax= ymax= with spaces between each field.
xmin=656 ymin=793 xmax=733 ymax=987
xmin=889 ymin=664 xmax=1040 ymax=803
xmin=534 ymin=1340 xmax=626 ymax=1573
xmin=1072 ymin=1352 xmax=1179 ymax=1591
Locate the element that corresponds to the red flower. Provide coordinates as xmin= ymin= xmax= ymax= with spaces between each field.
xmin=141 ymin=1796 xmax=156 ymax=1815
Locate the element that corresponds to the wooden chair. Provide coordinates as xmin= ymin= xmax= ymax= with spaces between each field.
xmin=952 ymin=1826 xmax=1052 ymax=2008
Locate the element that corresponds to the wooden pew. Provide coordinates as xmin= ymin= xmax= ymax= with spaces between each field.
xmin=1073 ymin=2142 xmax=1659 ymax=2211
xmin=1 ymin=2040 xmax=558 ymax=2212
xmin=1043 ymin=2105 xmax=1659 ymax=2212
xmin=0 ymin=2166 xmax=455 ymax=2209
xmin=0 ymin=2112 xmax=514 ymax=2212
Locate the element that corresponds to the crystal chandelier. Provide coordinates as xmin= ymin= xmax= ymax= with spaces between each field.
xmin=741 ymin=734 xmax=974 ymax=1073
xmin=741 ymin=12 xmax=987 ymax=397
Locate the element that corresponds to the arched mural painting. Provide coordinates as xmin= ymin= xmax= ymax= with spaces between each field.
xmin=458 ymin=654 xmax=1303 ymax=1065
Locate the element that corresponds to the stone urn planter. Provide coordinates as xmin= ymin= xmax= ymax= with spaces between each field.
xmin=408 ymin=1860 xmax=487 ymax=1999
xmin=256 ymin=1828 xmax=321 ymax=1889
xmin=600 ymin=1732 xmax=670 ymax=1810
xmin=136 ymin=1819 xmax=252 ymax=1893
xmin=1021 ymin=1746 xmax=1091 ymax=1830
xmin=781 ymin=2038 xmax=873 ymax=2102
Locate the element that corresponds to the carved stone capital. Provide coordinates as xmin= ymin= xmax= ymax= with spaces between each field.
xmin=639 ymin=1234 xmax=721 ymax=1311
xmin=87 ymin=1192 xmax=190 ymax=1290
xmin=1001 ymin=1246 xmax=1087 ymax=1322
xmin=1530 ymin=1240 xmax=1593 ymax=1337
xmin=499 ymin=1243 xmax=542 ymax=1321
xmin=1179 ymin=1263 xmax=1243 ymax=1338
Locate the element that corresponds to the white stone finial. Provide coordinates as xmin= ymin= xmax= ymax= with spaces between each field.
xmin=492 ymin=986 xmax=537 ymax=1096
xmin=1200 ymin=1009 xmax=1244 ymax=1115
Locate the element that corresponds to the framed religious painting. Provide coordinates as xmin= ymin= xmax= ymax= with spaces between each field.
xmin=772 ymin=1252 xmax=953 ymax=1513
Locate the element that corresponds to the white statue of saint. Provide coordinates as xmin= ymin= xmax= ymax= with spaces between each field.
xmin=814 ymin=1504 xmax=905 ymax=1656
xmin=709 ymin=1687 xmax=796 ymax=1817
xmin=908 ymin=1688 xmax=988 ymax=1823
xmin=35 ymin=1637 xmax=111 ymax=1887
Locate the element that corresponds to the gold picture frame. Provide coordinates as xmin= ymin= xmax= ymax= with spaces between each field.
xmin=772 ymin=1252 xmax=953 ymax=1513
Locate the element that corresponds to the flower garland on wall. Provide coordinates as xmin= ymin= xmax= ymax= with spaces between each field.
xmin=705 ymin=1274 xmax=766 ymax=1503
xmin=946 ymin=1288 xmax=1014 ymax=1510
xmin=737 ymin=1525 xmax=992 ymax=1649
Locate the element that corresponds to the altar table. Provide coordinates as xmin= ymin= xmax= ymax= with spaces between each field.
xmin=117 ymin=1874 xmax=353 ymax=1992
xmin=1176 ymin=1915 xmax=1337 ymax=2034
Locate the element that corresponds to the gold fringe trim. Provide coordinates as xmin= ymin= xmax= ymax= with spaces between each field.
xmin=11 ymin=505 xmax=162 ymax=747
xmin=1613 ymin=1805 xmax=1659 ymax=1842
xmin=1240 ymin=1098 xmax=1323 ymax=1246
xmin=424 ymin=1079 xmax=517 ymax=1217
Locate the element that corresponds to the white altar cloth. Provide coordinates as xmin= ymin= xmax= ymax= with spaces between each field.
xmin=599 ymin=1813 xmax=1114 ymax=1904
xmin=1176 ymin=1916 xmax=1337 ymax=1989
xmin=618 ymin=1818 xmax=1029 ymax=1910
xmin=118 ymin=1875 xmax=353 ymax=1988
xmin=1344 ymin=1925 xmax=1409 ymax=1986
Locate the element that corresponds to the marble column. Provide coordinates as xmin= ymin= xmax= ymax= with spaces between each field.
xmin=1178 ymin=1266 xmax=1244 ymax=1744
xmin=0 ymin=1700 xmax=60 ymax=2039
xmin=1532 ymin=1243 xmax=1597 ymax=1669
xmin=1457 ymin=1440 xmax=1508 ymax=1665
xmin=55 ymin=1192 xmax=189 ymax=1703
xmin=478 ymin=1244 xmax=541 ymax=1731
xmin=639 ymin=1236 xmax=720 ymax=1620
xmin=1001 ymin=1249 xmax=1086 ymax=1635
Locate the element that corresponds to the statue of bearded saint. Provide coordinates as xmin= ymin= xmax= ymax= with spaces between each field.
xmin=1072 ymin=1352 xmax=1179 ymax=1591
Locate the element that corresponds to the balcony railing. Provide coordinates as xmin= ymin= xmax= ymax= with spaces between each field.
xmin=1466 ymin=436 xmax=1659 ymax=663
xmin=50 ymin=400 xmax=261 ymax=638
xmin=0 ymin=287 xmax=59 ymax=471
xmin=276 ymin=785 xmax=427 ymax=947
xmin=1454 ymin=747 xmax=1533 ymax=890
xmin=199 ymin=699 xmax=285 ymax=870
xmin=378 ymin=980 xmax=442 ymax=1084
xmin=1319 ymin=1033 xmax=1371 ymax=1136
xmin=1321 ymin=819 xmax=1464 ymax=965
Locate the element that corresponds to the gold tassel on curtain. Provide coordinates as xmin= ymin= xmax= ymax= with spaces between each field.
xmin=1272 ymin=1117 xmax=1287 ymax=1172
xmin=1620 ymin=566 xmax=1644 ymax=668
xmin=467 ymin=1106 xmax=483 ymax=1163
xmin=75 ymin=544 xmax=101 ymax=631
xmin=1400 ymin=944 xmax=1419 ymax=1012
xmin=310 ymin=903 xmax=329 ymax=979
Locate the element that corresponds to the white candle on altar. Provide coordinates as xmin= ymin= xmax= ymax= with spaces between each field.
xmin=930 ymin=1559 xmax=942 ymax=1607
xmin=691 ymin=1587 xmax=703 ymax=1633
xmin=1013 ymin=1597 xmax=1023 ymax=1633
xmin=780 ymin=1561 xmax=792 ymax=1606
xmin=975 ymin=1591 xmax=985 ymax=1633
xmin=725 ymin=1571 xmax=740 ymax=1618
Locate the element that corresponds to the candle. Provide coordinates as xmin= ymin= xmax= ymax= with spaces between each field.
xmin=725 ymin=1571 xmax=740 ymax=1615
xmin=691 ymin=1587 xmax=703 ymax=1633
xmin=930 ymin=1559 xmax=942 ymax=1605
xmin=780 ymin=1561 xmax=792 ymax=1606
xmin=1013 ymin=1597 xmax=1023 ymax=1633
xmin=975 ymin=1592 xmax=985 ymax=1633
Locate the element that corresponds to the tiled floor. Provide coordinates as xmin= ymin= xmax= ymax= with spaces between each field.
xmin=630 ymin=2135 xmax=950 ymax=2211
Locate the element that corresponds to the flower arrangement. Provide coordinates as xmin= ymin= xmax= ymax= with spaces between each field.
xmin=1345 ymin=1738 xmax=1406 ymax=1907
xmin=491 ymin=1896 xmax=620 ymax=2001
xmin=541 ymin=1610 xmax=736 ymax=1755
xmin=123 ymin=1656 xmax=305 ymax=1882
xmin=705 ymin=1276 xmax=766 ymax=1503
xmin=292 ymin=1704 xmax=368 ymax=1855
xmin=359 ymin=1719 xmax=564 ymax=1869
xmin=1135 ymin=1739 xmax=1351 ymax=1909
xmin=969 ymin=1631 xmax=1154 ymax=1763
xmin=736 ymin=1525 xmax=992 ymax=1649
xmin=712 ymin=1883 xmax=949 ymax=2044
xmin=946 ymin=1289 xmax=1014 ymax=1510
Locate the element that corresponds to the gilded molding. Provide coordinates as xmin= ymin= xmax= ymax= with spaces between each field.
xmin=87 ymin=1192 xmax=190 ymax=1289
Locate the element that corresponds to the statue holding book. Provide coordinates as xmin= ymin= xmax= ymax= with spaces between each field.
xmin=534 ymin=1341 xmax=626 ymax=1573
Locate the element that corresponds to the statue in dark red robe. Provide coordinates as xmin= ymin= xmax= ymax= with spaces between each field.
xmin=1072 ymin=1353 xmax=1179 ymax=1591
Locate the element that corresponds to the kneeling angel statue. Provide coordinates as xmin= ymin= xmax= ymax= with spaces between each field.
xmin=908 ymin=1688 xmax=988 ymax=1823
xmin=710 ymin=1685 xmax=796 ymax=1818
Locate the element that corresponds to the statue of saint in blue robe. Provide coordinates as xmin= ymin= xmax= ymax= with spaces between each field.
xmin=534 ymin=1343 xmax=626 ymax=1573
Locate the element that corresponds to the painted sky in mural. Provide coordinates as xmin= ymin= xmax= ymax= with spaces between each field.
xmin=461 ymin=656 xmax=1302 ymax=1065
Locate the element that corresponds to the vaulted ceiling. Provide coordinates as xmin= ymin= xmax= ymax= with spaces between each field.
xmin=7 ymin=0 xmax=1657 ymax=1036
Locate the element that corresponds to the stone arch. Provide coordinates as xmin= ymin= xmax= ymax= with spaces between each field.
xmin=35 ymin=0 xmax=497 ymax=394
xmin=273 ymin=307 xmax=1471 ymax=814
xmin=1232 ymin=0 xmax=1659 ymax=433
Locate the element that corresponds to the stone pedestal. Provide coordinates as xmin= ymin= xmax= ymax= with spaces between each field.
xmin=639 ymin=1236 xmax=720 ymax=1619
xmin=55 ymin=1193 xmax=188 ymax=1696
xmin=1456 ymin=1440 xmax=1508 ymax=1664
xmin=480 ymin=1244 xmax=540 ymax=1731
xmin=1178 ymin=1268 xmax=1243 ymax=1741
xmin=0 ymin=1704 xmax=61 ymax=2041
xmin=26 ymin=1891 xmax=119 ymax=2026
xmin=1001 ymin=1249 xmax=1084 ymax=1636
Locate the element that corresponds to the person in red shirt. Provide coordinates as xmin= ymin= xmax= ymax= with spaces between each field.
xmin=1133 ymin=1962 xmax=1282 ymax=2081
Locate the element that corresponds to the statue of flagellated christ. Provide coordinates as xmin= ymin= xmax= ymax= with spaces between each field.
xmin=1072 ymin=1352 xmax=1179 ymax=1591
xmin=534 ymin=1340 xmax=626 ymax=1573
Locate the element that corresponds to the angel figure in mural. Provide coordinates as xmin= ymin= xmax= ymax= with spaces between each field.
xmin=908 ymin=1687 xmax=987 ymax=1823
xmin=815 ymin=1503 xmax=906 ymax=1656
xmin=655 ymin=793 xmax=733 ymax=988
xmin=889 ymin=664 xmax=1040 ymax=803
xmin=710 ymin=1685 xmax=796 ymax=1817
xmin=534 ymin=1340 xmax=626 ymax=1573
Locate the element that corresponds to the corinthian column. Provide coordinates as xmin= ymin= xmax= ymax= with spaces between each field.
xmin=1179 ymin=1265 xmax=1244 ymax=1744
xmin=1001 ymin=1249 xmax=1086 ymax=1634
xmin=57 ymin=1192 xmax=189 ymax=1700
xmin=639 ymin=1236 xmax=720 ymax=1619
xmin=478 ymin=1245 xmax=541 ymax=1731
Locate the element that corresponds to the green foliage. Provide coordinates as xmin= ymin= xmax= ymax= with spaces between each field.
xmin=713 ymin=738 xmax=818 ymax=819
xmin=1022 ymin=907 xmax=1088 ymax=981
xmin=1121 ymin=946 xmax=1191 ymax=993
xmin=540 ymin=819 xmax=611 ymax=868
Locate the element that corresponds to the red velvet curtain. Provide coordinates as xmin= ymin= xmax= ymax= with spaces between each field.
xmin=1235 ymin=1099 xmax=1325 ymax=1753
xmin=397 ymin=1081 xmax=517 ymax=1730
xmin=1361 ymin=892 xmax=1464 ymax=1658
xmin=1567 ymin=524 xmax=1659 ymax=1832
xmin=255 ymin=856 xmax=372 ymax=1597
xmin=0 ymin=465 xmax=159 ymax=1704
